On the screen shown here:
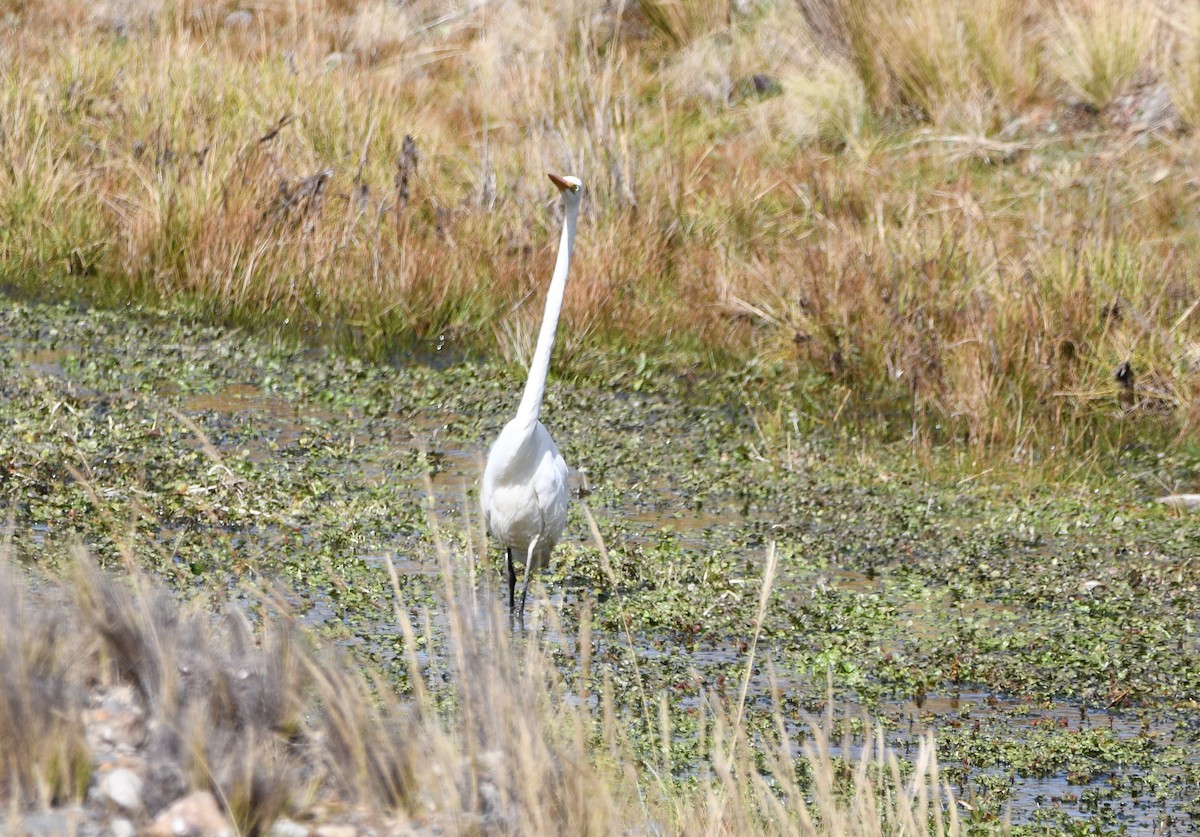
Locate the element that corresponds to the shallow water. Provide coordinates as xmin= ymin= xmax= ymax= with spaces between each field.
xmin=3 ymin=299 xmax=1199 ymax=834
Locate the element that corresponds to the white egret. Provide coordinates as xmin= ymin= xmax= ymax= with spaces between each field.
xmin=481 ymin=173 xmax=582 ymax=615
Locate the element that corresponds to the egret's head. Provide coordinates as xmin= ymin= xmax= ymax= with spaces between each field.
xmin=548 ymin=173 xmax=583 ymax=195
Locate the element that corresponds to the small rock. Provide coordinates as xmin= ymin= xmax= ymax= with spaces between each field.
xmin=111 ymin=817 xmax=137 ymax=837
xmin=1156 ymin=494 xmax=1200 ymax=511
xmin=224 ymin=10 xmax=253 ymax=29
xmin=149 ymin=791 xmax=232 ymax=837
xmin=270 ymin=819 xmax=311 ymax=837
xmin=99 ymin=768 xmax=144 ymax=812
xmin=750 ymin=74 xmax=781 ymax=96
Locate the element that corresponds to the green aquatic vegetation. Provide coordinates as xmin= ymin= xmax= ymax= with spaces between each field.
xmin=3 ymin=298 xmax=1200 ymax=832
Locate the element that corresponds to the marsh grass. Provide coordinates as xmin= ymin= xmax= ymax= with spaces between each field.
xmin=0 ymin=555 xmax=90 ymax=809
xmin=1051 ymin=0 xmax=1155 ymax=109
xmin=795 ymin=0 xmax=1039 ymax=121
xmin=1 ymin=0 xmax=1198 ymax=464
xmin=1165 ymin=3 xmax=1200 ymax=128
xmin=0 ymin=526 xmax=961 ymax=835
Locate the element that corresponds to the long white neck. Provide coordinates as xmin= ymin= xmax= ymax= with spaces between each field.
xmin=516 ymin=197 xmax=579 ymax=424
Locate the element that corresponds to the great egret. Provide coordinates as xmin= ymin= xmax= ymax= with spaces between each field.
xmin=481 ymin=173 xmax=582 ymax=616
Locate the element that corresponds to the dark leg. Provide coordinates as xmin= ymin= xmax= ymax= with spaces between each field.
xmin=506 ymin=547 xmax=516 ymax=611
xmin=519 ymin=538 xmax=537 ymax=621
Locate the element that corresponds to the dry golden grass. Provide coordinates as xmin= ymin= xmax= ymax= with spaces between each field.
xmin=0 ymin=539 xmax=961 ymax=835
xmin=795 ymin=0 xmax=1040 ymax=122
xmin=1164 ymin=2 xmax=1200 ymax=127
xmin=1050 ymin=0 xmax=1155 ymax=109
xmin=0 ymin=0 xmax=1198 ymax=462
xmin=0 ymin=560 xmax=90 ymax=808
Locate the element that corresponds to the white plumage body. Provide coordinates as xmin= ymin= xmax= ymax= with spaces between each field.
xmin=481 ymin=418 xmax=568 ymax=572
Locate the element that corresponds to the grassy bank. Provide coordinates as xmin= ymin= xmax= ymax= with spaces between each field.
xmin=2 ymin=0 xmax=1200 ymax=460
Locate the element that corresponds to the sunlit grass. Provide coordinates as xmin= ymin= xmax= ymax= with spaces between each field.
xmin=0 ymin=536 xmax=961 ymax=835
xmin=0 ymin=0 xmax=1197 ymax=467
xmin=1051 ymin=0 xmax=1155 ymax=109
xmin=1165 ymin=3 xmax=1200 ymax=128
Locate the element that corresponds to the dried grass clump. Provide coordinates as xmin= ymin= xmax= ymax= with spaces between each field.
xmin=0 ymin=562 xmax=90 ymax=808
xmin=638 ymin=0 xmax=731 ymax=48
xmin=344 ymin=1 xmax=414 ymax=64
xmin=1050 ymin=0 xmax=1156 ymax=109
xmin=73 ymin=551 xmax=306 ymax=829
xmin=0 ymin=536 xmax=961 ymax=835
xmin=667 ymin=35 xmax=735 ymax=106
xmin=794 ymin=0 xmax=1040 ymax=122
xmin=721 ymin=172 xmax=1200 ymax=458
xmin=774 ymin=58 xmax=866 ymax=145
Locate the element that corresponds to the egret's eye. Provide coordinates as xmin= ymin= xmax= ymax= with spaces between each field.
xmin=571 ymin=184 xmax=580 ymax=192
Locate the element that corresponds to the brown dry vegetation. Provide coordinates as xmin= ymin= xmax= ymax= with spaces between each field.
xmin=0 ymin=544 xmax=960 ymax=835
xmin=1 ymin=0 xmax=1199 ymax=460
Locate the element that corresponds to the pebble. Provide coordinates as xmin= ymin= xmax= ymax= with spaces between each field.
xmin=99 ymin=768 xmax=144 ymax=812
xmin=149 ymin=791 xmax=232 ymax=837
xmin=111 ymin=816 xmax=137 ymax=837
